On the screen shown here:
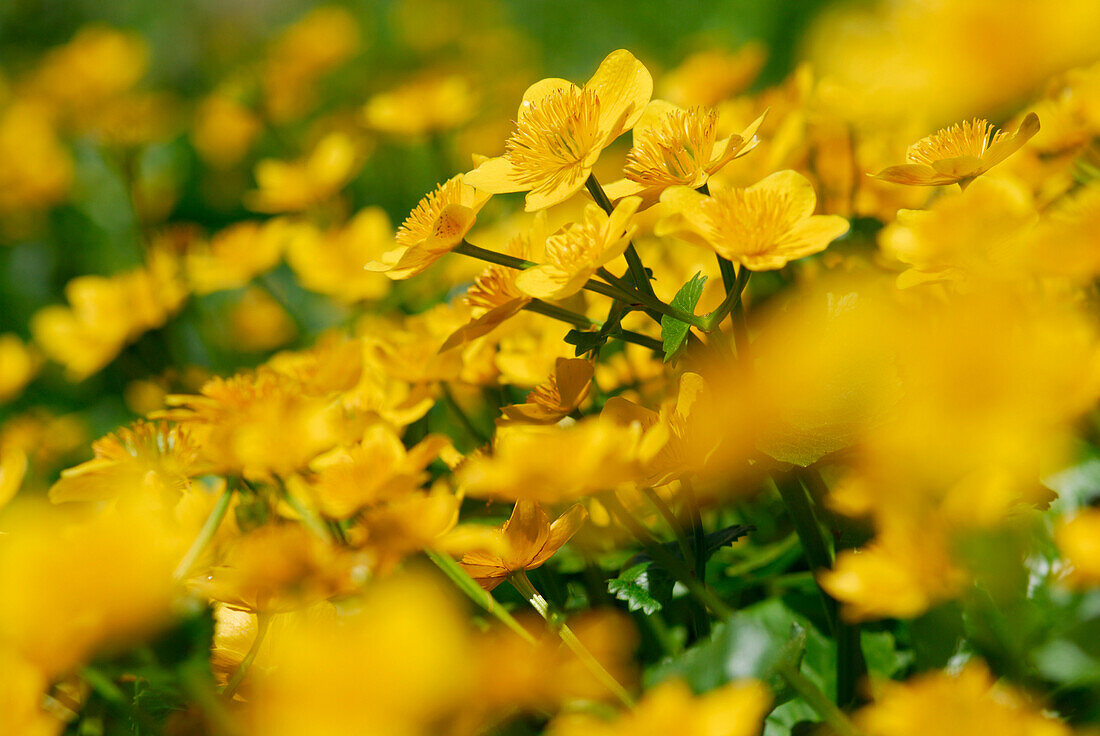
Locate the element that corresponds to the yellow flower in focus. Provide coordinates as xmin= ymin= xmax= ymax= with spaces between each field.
xmin=659 ymin=171 xmax=849 ymax=270
xmin=549 ymin=678 xmax=770 ymax=736
xmin=500 ymin=357 xmax=593 ymax=425
xmin=459 ymin=417 xmax=642 ymax=503
xmin=0 ymin=101 xmax=73 ymax=212
xmin=48 ymin=420 xmax=198 ymax=507
xmin=514 ymin=197 xmax=641 ymax=299
xmin=228 ymin=287 xmax=298 ymax=353
xmin=368 ymin=173 xmax=490 ymax=280
xmin=286 ymin=207 xmax=393 ymax=302
xmin=185 ymin=219 xmax=289 ymax=294
xmin=605 ymin=102 xmax=765 ymax=201
xmin=243 ymin=571 xmax=471 ymax=736
xmin=855 ymin=661 xmax=1069 ymax=736
xmin=459 ymin=500 xmax=587 ymax=590
xmin=880 ymin=176 xmax=1037 ymax=287
xmin=246 ymin=132 xmax=363 ymax=213
xmin=191 ymin=94 xmax=262 ymax=168
xmin=1055 ymin=509 xmax=1100 ymax=589
xmin=875 ymin=113 xmax=1040 ymax=189
xmin=0 ymin=334 xmax=40 ymax=404
xmin=465 ymin=49 xmax=653 ymax=211
xmin=0 ymin=504 xmax=178 ymax=678
xmin=363 ymin=73 xmax=477 ymax=137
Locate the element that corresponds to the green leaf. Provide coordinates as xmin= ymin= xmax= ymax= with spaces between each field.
xmin=661 ymin=272 xmax=707 ymax=363
xmin=564 ymin=329 xmax=607 ymax=356
xmin=608 ymin=561 xmax=674 ymax=615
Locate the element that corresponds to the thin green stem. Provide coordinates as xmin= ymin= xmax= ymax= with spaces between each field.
xmin=222 ymin=612 xmax=271 ymax=699
xmin=82 ymin=666 xmax=162 ymax=733
xmin=511 ymin=570 xmax=636 ymax=709
xmin=776 ymin=660 xmax=864 ymax=736
xmin=278 ymin=478 xmax=333 ymax=542
xmin=716 ymin=254 xmax=737 ymax=294
xmin=523 ymin=300 xmax=663 ymax=351
xmin=730 ymin=268 xmax=752 ymax=361
xmin=702 ymin=265 xmax=750 ymax=331
xmin=681 ymin=479 xmax=712 ymax=638
xmin=440 ymin=382 xmax=490 ymax=446
xmin=602 ymin=492 xmax=733 ymax=619
xmin=586 ymin=174 xmax=655 ymax=298
xmin=770 ymin=476 xmax=835 ymax=631
xmin=174 ymin=482 xmax=234 ymax=581
xmin=597 ymin=268 xmax=708 ymax=329
xmin=641 ymin=487 xmax=693 ymax=565
xmin=426 ymin=549 xmax=536 ymax=645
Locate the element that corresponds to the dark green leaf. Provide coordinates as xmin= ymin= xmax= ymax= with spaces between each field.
xmin=564 ymin=329 xmax=607 ymax=356
xmin=660 ymin=272 xmax=706 ymax=363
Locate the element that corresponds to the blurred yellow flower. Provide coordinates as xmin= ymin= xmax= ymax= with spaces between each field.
xmin=515 ymin=197 xmax=641 ymax=299
xmin=1055 ymin=509 xmax=1100 ymax=589
xmin=659 ymin=44 xmax=766 ymax=108
xmin=28 ymin=25 xmax=148 ymax=113
xmin=459 ymin=500 xmax=587 ymax=590
xmin=0 ymin=101 xmax=73 ymax=212
xmin=246 ymin=132 xmax=363 ymax=213
xmin=875 ymin=114 xmax=1040 ymax=189
xmin=855 ymin=661 xmax=1070 ymax=736
xmin=465 ymin=49 xmax=653 ymax=211
xmin=286 ymin=207 xmax=394 ymax=302
xmin=368 ymin=173 xmax=491 ymax=280
xmin=659 ymin=170 xmax=849 ymax=270
xmin=549 ymin=678 xmax=770 ymax=736
xmin=228 ymin=287 xmax=298 ymax=352
xmin=191 ymin=93 xmax=262 ymax=168
xmin=0 ymin=334 xmax=40 ymax=404
xmin=0 ymin=445 xmax=28 ymax=510
xmin=185 ymin=219 xmax=290 ymax=294
xmin=363 ymin=73 xmax=476 ymax=137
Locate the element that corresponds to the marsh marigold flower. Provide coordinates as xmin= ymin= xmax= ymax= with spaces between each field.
xmin=246 ymin=132 xmax=363 ymax=213
xmin=499 ymin=357 xmax=593 ymax=425
xmin=0 ymin=335 xmax=40 ymax=404
xmin=363 ymin=73 xmax=476 ymax=138
xmin=605 ymin=101 xmax=765 ymax=201
xmin=286 ymin=207 xmax=394 ymax=302
xmin=369 ymin=173 xmax=491 ymax=280
xmin=465 ymin=49 xmax=653 ymax=211
xmin=658 ymin=170 xmax=849 ymax=270
xmin=515 ymin=196 xmax=641 ymax=299
xmin=875 ymin=113 xmax=1040 ymax=189
xmin=855 ymin=660 xmax=1070 ymax=736
xmin=459 ymin=500 xmax=587 ymax=590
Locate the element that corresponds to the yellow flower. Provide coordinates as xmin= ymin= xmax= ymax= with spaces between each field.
xmin=660 ymin=44 xmax=767 ymax=107
xmin=855 ymin=661 xmax=1070 ymax=736
xmin=514 ymin=196 xmax=641 ymax=299
xmin=874 ymin=113 xmax=1040 ymax=188
xmin=500 ymin=357 xmax=594 ymax=425
xmin=0 ymin=445 xmax=28 ymax=510
xmin=458 ymin=418 xmax=642 ymax=503
xmin=28 ymin=25 xmax=148 ymax=113
xmin=48 ymin=420 xmax=198 ymax=508
xmin=285 ymin=207 xmax=393 ymax=303
xmin=0 ymin=334 xmax=40 ymax=404
xmin=459 ymin=500 xmax=587 ymax=590
xmin=1055 ymin=508 xmax=1100 ymax=588
xmin=0 ymin=101 xmax=73 ymax=212
xmin=363 ymin=73 xmax=476 ymax=137
xmin=879 ymin=175 xmax=1037 ymax=287
xmin=368 ymin=173 xmax=491 ymax=280
xmin=191 ymin=93 xmax=262 ymax=168
xmin=228 ymin=287 xmax=298 ymax=352
xmin=465 ymin=49 xmax=653 ymax=211
xmin=658 ymin=170 xmax=849 ymax=270
xmin=605 ymin=102 xmax=765 ymax=201
xmin=185 ymin=219 xmax=290 ymax=294
xmin=549 ymin=678 xmax=770 ymax=736
xmin=245 ymin=132 xmax=363 ymax=213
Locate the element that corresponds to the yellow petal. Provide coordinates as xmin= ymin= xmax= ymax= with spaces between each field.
xmin=503 ymin=500 xmax=552 ymax=566
xmin=554 ymin=358 xmax=595 ymax=407
xmin=464 ymin=155 xmax=526 ymax=194
xmin=873 ymin=164 xmax=950 ymax=186
xmin=439 ymin=298 xmax=531 ymax=352
xmin=931 ymin=155 xmax=982 ymax=180
xmin=519 ymin=77 xmax=574 ymax=120
xmin=601 ymin=396 xmax=658 ymax=429
xmin=523 ymin=164 xmax=590 ymax=211
xmin=982 ymin=111 xmax=1040 ymax=170
xmin=750 ymin=170 xmax=817 ymax=220
xmin=631 ymin=99 xmax=678 ymax=143
xmin=528 ymin=504 xmax=588 ymax=567
xmin=424 ymin=203 xmax=476 ymax=250
xmin=514 ymin=264 xmax=574 ymax=299
xmin=585 ymin=49 xmax=654 ymax=141
xmin=602 ymin=177 xmax=647 ymax=201
xmin=605 ymin=196 xmax=642 ymax=240
xmin=774 ymin=214 xmax=850 ymax=261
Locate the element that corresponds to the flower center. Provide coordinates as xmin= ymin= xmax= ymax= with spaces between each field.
xmin=505 ymin=86 xmax=603 ymax=186
xmin=625 ymin=107 xmax=718 ymax=187
xmin=544 ymin=207 xmax=607 ymax=271
xmin=906 ymin=119 xmax=1009 ymax=165
xmin=704 ymin=187 xmax=798 ymax=255
xmin=396 ymin=176 xmax=465 ymax=247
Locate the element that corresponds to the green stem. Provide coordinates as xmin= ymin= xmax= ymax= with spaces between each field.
xmin=597 ymin=268 xmax=708 ymax=329
xmin=602 ymin=492 xmax=733 ymax=619
xmin=641 ymin=487 xmax=693 ymax=565
xmin=440 ymin=383 xmax=490 ymax=446
xmin=174 ymin=482 xmax=234 ymax=581
xmin=222 ymin=612 xmax=271 ymax=698
xmin=426 ymin=549 xmax=536 ymax=645
xmin=716 ymin=254 xmax=737 ymax=294
xmin=278 ymin=478 xmax=333 ymax=542
xmin=702 ymin=265 xmax=751 ymax=331
xmin=681 ymin=479 xmax=712 ymax=638
xmin=585 ymin=174 xmax=654 ymax=298
xmin=523 ymin=300 xmax=662 ymax=351
xmin=770 ymin=476 xmax=835 ymax=630
xmin=511 ymin=570 xmax=636 ymax=709
xmin=776 ymin=660 xmax=864 ymax=736
xmin=730 ymin=268 xmax=752 ymax=361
